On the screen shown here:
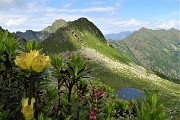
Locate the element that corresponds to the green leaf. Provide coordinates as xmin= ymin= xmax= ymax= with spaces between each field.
xmin=25 ymin=40 xmax=38 ymax=52
xmin=152 ymin=90 xmax=158 ymax=108
xmin=50 ymin=53 xmax=63 ymax=71
xmin=38 ymin=113 xmax=44 ymax=120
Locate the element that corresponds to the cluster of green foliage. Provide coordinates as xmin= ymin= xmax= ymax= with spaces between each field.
xmin=135 ymin=90 xmax=167 ymax=120
xmin=0 ymin=29 xmax=169 ymax=120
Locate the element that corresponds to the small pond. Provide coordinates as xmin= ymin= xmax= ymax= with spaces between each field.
xmin=116 ymin=88 xmax=144 ymax=100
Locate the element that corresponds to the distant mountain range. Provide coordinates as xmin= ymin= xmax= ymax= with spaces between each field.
xmin=108 ymin=27 xmax=180 ymax=82
xmin=105 ymin=31 xmax=134 ymax=40
xmin=14 ymin=19 xmax=67 ymax=41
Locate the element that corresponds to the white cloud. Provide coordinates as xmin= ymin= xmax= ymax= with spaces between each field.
xmin=89 ymin=17 xmax=180 ymax=34
xmin=0 ymin=0 xmax=16 ymax=6
xmin=115 ymin=0 xmax=123 ymax=7
xmin=0 ymin=0 xmax=179 ymax=34
xmin=0 ymin=0 xmax=14 ymax=5
xmin=82 ymin=7 xmax=115 ymax=12
xmin=157 ymin=20 xmax=180 ymax=29
xmin=115 ymin=19 xmax=149 ymax=26
xmin=44 ymin=13 xmax=85 ymax=22
xmin=5 ymin=18 xmax=27 ymax=27
xmin=46 ymin=7 xmax=116 ymax=13
xmin=0 ymin=0 xmax=27 ymax=9
xmin=87 ymin=18 xmax=149 ymax=34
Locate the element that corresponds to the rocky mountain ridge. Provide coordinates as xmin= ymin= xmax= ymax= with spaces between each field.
xmin=14 ymin=19 xmax=67 ymax=41
xmin=108 ymin=27 xmax=180 ymax=81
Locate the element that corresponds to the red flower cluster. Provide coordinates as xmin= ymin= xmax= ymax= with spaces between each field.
xmin=97 ymin=90 xmax=104 ymax=96
xmin=90 ymin=109 xmax=96 ymax=120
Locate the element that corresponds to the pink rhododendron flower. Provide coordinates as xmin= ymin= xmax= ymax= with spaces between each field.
xmin=97 ymin=90 xmax=104 ymax=96
xmin=90 ymin=109 xmax=96 ymax=120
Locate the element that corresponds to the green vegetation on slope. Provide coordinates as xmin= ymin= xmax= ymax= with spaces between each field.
xmin=108 ymin=27 xmax=180 ymax=82
xmin=40 ymin=18 xmax=129 ymax=64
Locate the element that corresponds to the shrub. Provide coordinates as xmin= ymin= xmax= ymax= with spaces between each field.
xmin=134 ymin=89 xmax=167 ymax=120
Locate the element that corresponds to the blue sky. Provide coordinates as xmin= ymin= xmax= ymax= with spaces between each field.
xmin=0 ymin=0 xmax=179 ymax=34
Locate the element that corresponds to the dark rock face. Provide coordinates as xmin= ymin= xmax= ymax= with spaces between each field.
xmin=15 ymin=19 xmax=67 ymax=41
xmin=15 ymin=30 xmax=50 ymax=41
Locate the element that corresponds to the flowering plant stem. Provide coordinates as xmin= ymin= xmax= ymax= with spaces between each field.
xmin=28 ymin=74 xmax=36 ymax=106
xmin=29 ymin=75 xmax=33 ymax=99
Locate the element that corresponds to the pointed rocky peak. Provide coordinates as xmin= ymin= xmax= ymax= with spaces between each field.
xmin=42 ymin=19 xmax=66 ymax=33
xmin=69 ymin=17 xmax=106 ymax=42
xmin=138 ymin=27 xmax=152 ymax=32
xmin=52 ymin=19 xmax=66 ymax=26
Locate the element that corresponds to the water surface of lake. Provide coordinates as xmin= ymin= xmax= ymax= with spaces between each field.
xmin=116 ymin=88 xmax=144 ymax=100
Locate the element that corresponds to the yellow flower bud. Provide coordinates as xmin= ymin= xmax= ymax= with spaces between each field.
xmin=21 ymin=98 xmax=35 ymax=120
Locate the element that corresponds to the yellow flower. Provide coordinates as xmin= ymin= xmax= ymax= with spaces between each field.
xmin=14 ymin=53 xmax=30 ymax=70
xmin=14 ymin=50 xmax=50 ymax=73
xmin=21 ymin=98 xmax=35 ymax=120
xmin=31 ymin=55 xmax=50 ymax=73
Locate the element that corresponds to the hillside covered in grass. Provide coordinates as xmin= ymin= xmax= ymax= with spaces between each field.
xmin=39 ymin=18 xmax=129 ymax=64
xmin=108 ymin=27 xmax=180 ymax=83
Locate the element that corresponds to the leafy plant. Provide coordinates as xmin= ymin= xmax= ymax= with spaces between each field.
xmin=0 ymin=29 xmax=22 ymax=119
xmin=25 ymin=40 xmax=38 ymax=52
xmin=135 ymin=90 xmax=167 ymax=120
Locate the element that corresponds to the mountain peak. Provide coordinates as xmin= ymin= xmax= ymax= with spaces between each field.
xmin=139 ymin=27 xmax=152 ymax=31
xmin=42 ymin=19 xmax=66 ymax=33
xmin=52 ymin=19 xmax=66 ymax=26
xmin=69 ymin=17 xmax=106 ymax=42
xmin=77 ymin=17 xmax=89 ymax=22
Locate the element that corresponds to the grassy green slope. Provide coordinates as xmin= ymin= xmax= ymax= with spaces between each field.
xmin=40 ymin=18 xmax=129 ymax=64
xmin=39 ymin=18 xmax=180 ymax=112
xmin=108 ymin=27 xmax=180 ymax=82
